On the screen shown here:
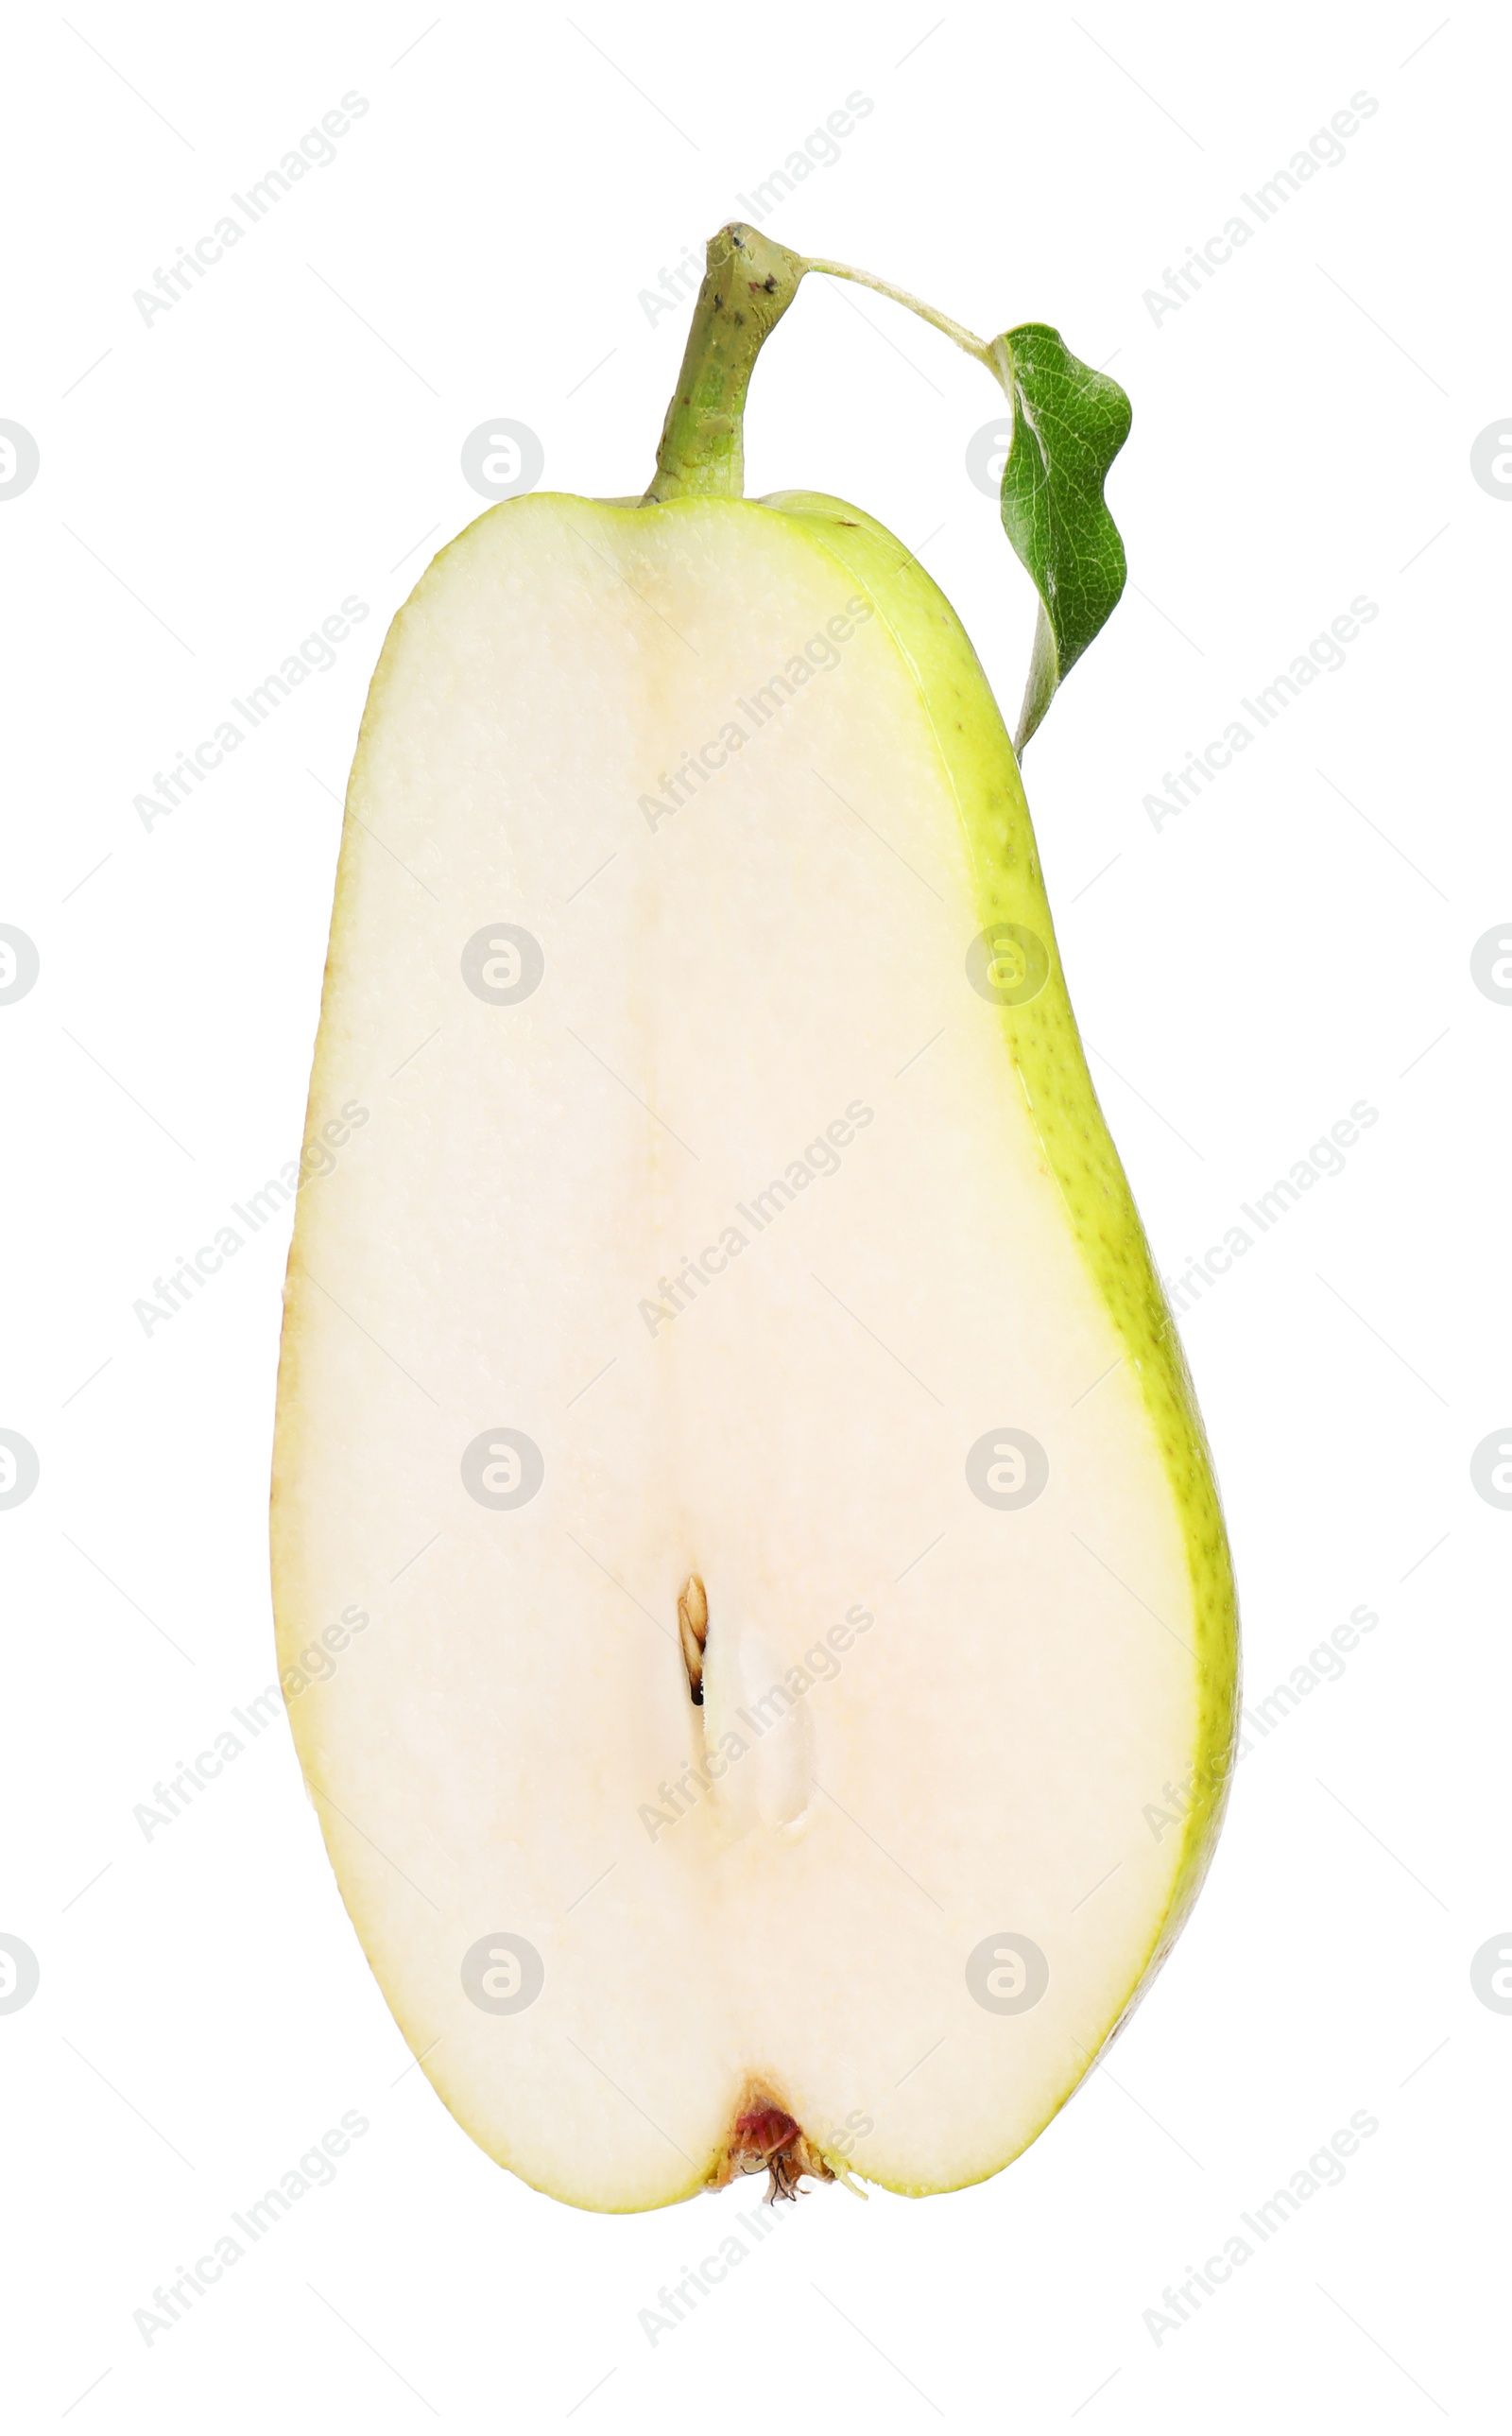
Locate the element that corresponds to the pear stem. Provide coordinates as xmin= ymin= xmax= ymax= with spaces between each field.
xmin=643 ymin=226 xmax=808 ymax=502
xmin=643 ymin=224 xmax=1001 ymax=505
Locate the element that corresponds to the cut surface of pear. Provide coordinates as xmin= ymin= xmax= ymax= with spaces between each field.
xmin=272 ymin=487 xmax=1237 ymax=2212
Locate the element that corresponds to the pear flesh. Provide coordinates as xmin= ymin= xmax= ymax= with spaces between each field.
xmin=272 ymin=489 xmax=1236 ymax=2212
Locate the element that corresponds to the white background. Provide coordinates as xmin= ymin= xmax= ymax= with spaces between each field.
xmin=3 ymin=2 xmax=1505 ymax=2427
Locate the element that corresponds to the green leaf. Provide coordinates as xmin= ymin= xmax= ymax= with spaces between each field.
xmin=991 ymin=323 xmax=1132 ymax=753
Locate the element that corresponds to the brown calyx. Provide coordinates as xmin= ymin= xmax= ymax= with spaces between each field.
xmin=711 ymin=2092 xmax=834 ymax=2203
